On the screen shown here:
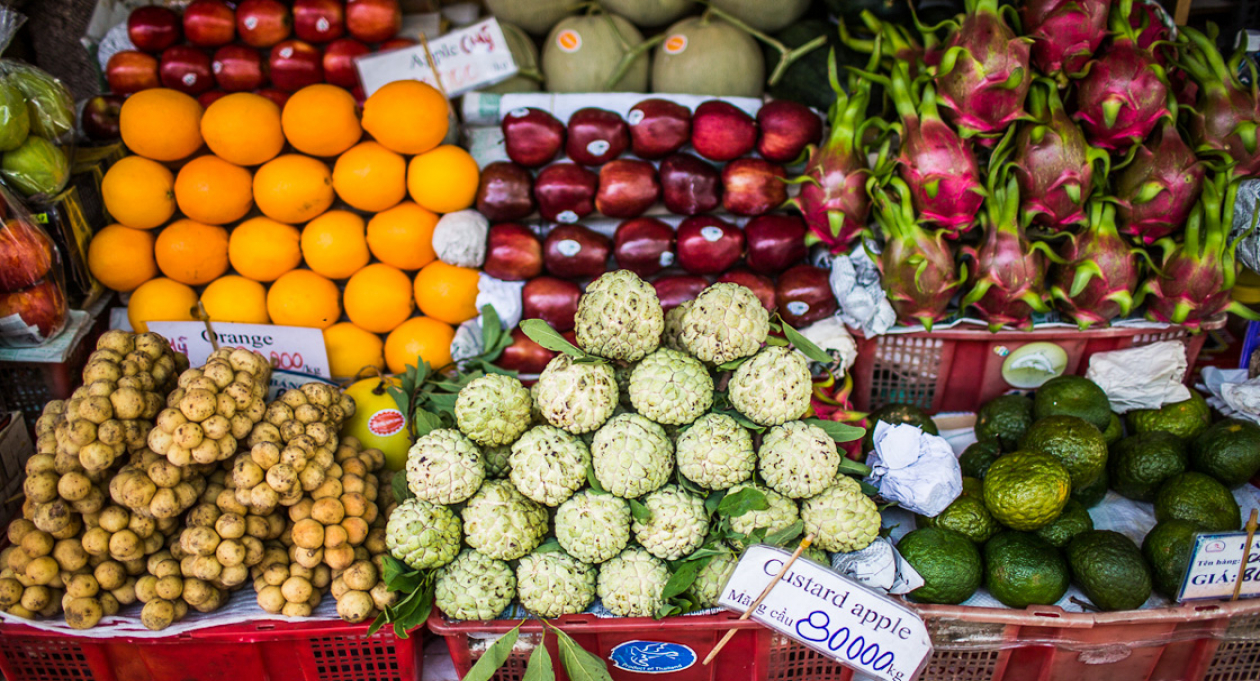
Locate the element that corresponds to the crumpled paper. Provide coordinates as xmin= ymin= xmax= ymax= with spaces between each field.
xmin=475 ymin=274 xmax=523 ymax=330
xmin=830 ymin=537 xmax=924 ymax=596
xmin=1084 ymin=341 xmax=1190 ymax=412
xmin=1230 ymin=179 xmax=1260 ymax=275
xmin=864 ymin=422 xmax=962 ymax=516
xmin=829 ymin=243 xmax=897 ymax=337
xmin=1201 ymin=367 xmax=1260 ymax=425
xmin=798 ymin=316 xmax=858 ymax=372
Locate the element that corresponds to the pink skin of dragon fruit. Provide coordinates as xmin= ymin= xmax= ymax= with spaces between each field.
xmin=1179 ymin=25 xmax=1260 ymax=177
xmin=933 ymin=0 xmax=1033 ymax=144
xmin=1021 ymin=0 xmax=1110 ymax=79
xmin=1014 ymin=82 xmax=1107 ymax=231
xmin=1115 ymin=120 xmax=1205 ymax=244
xmin=1050 ymin=201 xmax=1143 ymax=329
xmin=870 ymin=179 xmax=966 ymax=330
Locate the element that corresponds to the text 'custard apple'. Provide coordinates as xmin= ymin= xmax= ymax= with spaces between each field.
xmin=632 ymin=484 xmax=710 ymax=561
xmin=801 ymin=476 xmax=881 ymax=553
xmin=592 ymin=413 xmax=674 ymax=498
xmin=576 ymin=270 xmax=665 ymax=362
xmin=556 ymin=489 xmax=632 ymax=563
xmin=597 ymin=547 xmax=670 ymax=617
xmin=385 ymin=498 xmax=461 ymax=570
xmin=509 ymin=425 xmax=591 ymax=506
xmin=534 ymin=354 xmax=618 ymax=434
xmin=461 ymin=479 xmax=549 ymax=560
xmin=680 ymin=283 xmax=770 ymax=364
xmin=676 ymin=413 xmax=755 ymax=490
xmin=629 ymin=348 xmax=714 ymax=425
xmin=759 ymin=421 xmax=842 ymax=499
xmin=729 ymin=345 xmax=812 ymax=426
xmin=405 ymin=428 xmax=485 ymax=505
xmin=434 ymin=549 xmax=516 ymax=621
xmin=455 ymin=373 xmax=533 ymax=446
xmin=516 ymin=549 xmax=597 ymax=618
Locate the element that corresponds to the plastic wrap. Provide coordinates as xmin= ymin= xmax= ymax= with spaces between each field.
xmin=0 ymin=181 xmax=68 ymax=346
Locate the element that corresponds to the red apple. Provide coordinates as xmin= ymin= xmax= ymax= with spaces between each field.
xmin=475 ymin=161 xmax=535 ymax=222
xmin=184 ymin=0 xmax=236 ymax=47
xmin=543 ymin=224 xmax=610 ymax=280
xmin=691 ymin=100 xmax=757 ymax=162
xmin=198 ymin=90 xmax=229 ymax=108
xmin=502 ymin=108 xmax=566 ymax=168
xmin=346 ymin=0 xmax=402 ymax=43
xmin=614 ymin=217 xmax=674 ymax=277
xmin=128 ymin=6 xmax=182 ymax=54
xmin=497 ymin=327 xmax=557 ymax=374
xmin=756 ymin=100 xmax=823 ymax=163
xmin=777 ymin=264 xmax=837 ymax=327
xmin=534 ymin=163 xmax=598 ymax=223
xmin=484 ymin=223 xmax=543 ymax=281
xmin=595 ymin=159 xmax=660 ymax=218
xmin=717 ymin=269 xmax=776 ymax=312
xmin=652 ymin=274 xmax=710 ymax=311
xmin=254 ymin=88 xmax=291 ymax=107
xmin=159 ymin=45 xmax=215 ymax=96
xmin=82 ymin=94 xmax=125 ymax=141
xmin=722 ymin=158 xmax=787 ymax=217
xmin=237 ymin=0 xmax=292 ymax=48
xmin=293 ymin=0 xmax=345 ymax=43
xmin=745 ymin=215 xmax=807 ymax=274
xmin=659 ymin=153 xmax=721 ymax=216
xmin=522 ymin=277 xmax=582 ymax=332
xmin=323 ymin=38 xmax=369 ymax=88
xmin=676 ymin=215 xmax=743 ymax=275
xmin=566 ymin=108 xmax=629 ymax=166
xmin=628 ymin=98 xmax=691 ymax=159
xmin=379 ymin=37 xmax=415 ymax=51
xmin=212 ymin=45 xmax=266 ymax=92
xmin=269 ymin=40 xmax=323 ymax=92
xmin=106 ymin=51 xmax=160 ymax=95
xmin=0 ymin=220 xmax=53 ymax=292
xmin=0 ymin=279 xmax=67 ymax=346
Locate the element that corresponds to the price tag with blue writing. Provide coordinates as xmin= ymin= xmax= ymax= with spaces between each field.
xmin=1178 ymin=531 xmax=1260 ymax=601
xmin=147 ymin=321 xmax=331 ymax=399
xmin=718 ymin=545 xmax=932 ymax=681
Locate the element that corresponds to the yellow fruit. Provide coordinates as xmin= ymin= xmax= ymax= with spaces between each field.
xmin=200 ymin=275 xmax=270 ymax=324
xmin=101 ymin=156 xmax=176 ymax=230
xmin=406 ymin=145 xmax=479 ymax=214
xmin=228 ymin=217 xmax=302 ymax=282
xmin=253 ymin=154 xmax=334 ymax=224
xmin=361 ymin=80 xmax=449 ymax=155
xmin=88 ymin=224 xmax=157 ymax=292
xmin=155 ymin=219 xmax=229 ymax=285
xmin=173 ymin=155 xmax=254 ymax=225
xmin=384 ymin=316 xmax=454 ymax=375
xmin=324 ymin=322 xmax=385 ymax=379
xmin=128 ymin=277 xmax=198 ymax=333
xmin=413 ymin=260 xmax=479 ymax=325
xmin=119 ymin=89 xmax=204 ymax=162
xmin=267 ymin=269 xmax=341 ymax=329
xmin=300 ymin=210 xmax=369 ymax=280
xmin=282 ymin=84 xmax=362 ymax=157
xmin=200 ymin=93 xmax=285 ymax=166
xmin=341 ymin=376 xmax=409 ymax=471
xmin=343 ymin=263 xmax=414 ymax=334
xmin=332 ymin=141 xmax=406 ymax=212
xmin=366 ymin=201 xmax=437 ymax=271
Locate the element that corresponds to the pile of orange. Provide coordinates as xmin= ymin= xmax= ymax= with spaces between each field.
xmin=92 ymin=82 xmax=484 ymax=378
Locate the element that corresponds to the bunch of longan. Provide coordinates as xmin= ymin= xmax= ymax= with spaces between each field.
xmin=330 ymin=526 xmax=396 ymax=624
xmin=108 ymin=449 xmax=212 ymax=521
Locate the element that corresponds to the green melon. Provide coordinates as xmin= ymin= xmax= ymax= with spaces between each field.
xmin=710 ymin=0 xmax=811 ymax=32
xmin=543 ymin=13 xmax=650 ymax=93
xmin=482 ymin=22 xmax=542 ymax=94
xmin=600 ymin=0 xmax=696 ymax=28
xmin=651 ymin=15 xmax=764 ymax=97
xmin=1 ymin=135 xmax=68 ymax=199
xmin=485 ymin=0 xmax=574 ymax=36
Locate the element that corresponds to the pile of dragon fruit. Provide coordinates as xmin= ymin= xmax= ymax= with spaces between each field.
xmin=799 ymin=0 xmax=1258 ymax=332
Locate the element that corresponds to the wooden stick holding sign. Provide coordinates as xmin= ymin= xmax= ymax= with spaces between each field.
xmin=193 ymin=302 xmax=219 ymax=351
xmin=703 ymin=534 xmax=816 ymax=665
xmin=1233 ymin=509 xmax=1259 ymax=601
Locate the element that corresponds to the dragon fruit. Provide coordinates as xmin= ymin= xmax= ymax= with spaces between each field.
xmin=931 ymin=0 xmax=1032 ymax=143
xmin=1178 ymin=25 xmax=1260 ymax=176
xmin=870 ymin=179 xmax=965 ymax=330
xmin=1014 ymin=82 xmax=1108 ymax=231
xmin=1115 ymin=119 xmax=1205 ymax=244
xmin=1021 ymin=0 xmax=1110 ymax=79
xmin=1050 ymin=200 xmax=1144 ymax=329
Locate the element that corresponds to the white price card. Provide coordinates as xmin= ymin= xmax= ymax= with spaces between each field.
xmin=354 ymin=18 xmax=518 ymax=98
xmin=146 ymin=322 xmax=332 ymax=399
xmin=1178 ymin=531 xmax=1260 ymax=601
xmin=718 ymin=545 xmax=932 ymax=681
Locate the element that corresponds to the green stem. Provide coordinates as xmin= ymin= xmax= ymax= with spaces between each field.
xmin=602 ymin=32 xmax=664 ymax=91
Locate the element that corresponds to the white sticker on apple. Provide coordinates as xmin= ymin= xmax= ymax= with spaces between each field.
xmin=182 ymin=74 xmax=197 ymax=86
xmin=700 ymin=226 xmax=724 ymax=242
xmin=243 ymin=17 xmax=258 ymax=30
xmin=316 ymin=17 xmax=330 ymax=32
xmin=508 ymin=108 xmax=530 ymax=119
xmin=556 ymin=238 xmax=582 ymax=256
xmin=556 ymin=211 xmax=579 ymax=224
xmin=659 ymin=251 xmax=675 ymax=267
xmin=586 ymin=140 xmax=610 ymax=158
xmin=786 ymin=301 xmax=809 ymax=316
xmin=279 ymin=46 xmax=294 ymax=58
xmin=627 ymin=110 xmax=645 ymax=126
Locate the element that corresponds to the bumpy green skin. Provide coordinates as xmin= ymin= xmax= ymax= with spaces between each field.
xmin=677 ymin=413 xmax=755 ymax=490
xmin=898 ymin=527 xmax=983 ymax=605
xmin=1143 ymin=519 xmax=1205 ymax=598
xmin=1127 ymin=391 xmax=1212 ymax=441
xmin=509 ymin=425 xmax=591 ymax=506
xmin=1072 ymin=467 xmax=1109 ymax=508
xmin=461 ymin=479 xmax=549 ymax=561
xmin=679 ymin=283 xmax=770 ymax=364
xmin=592 ymin=414 xmax=674 ymax=498
xmin=922 ymin=494 xmax=1000 ymax=544
xmin=455 ymin=373 xmax=533 ymax=446
xmin=1102 ymin=413 xmax=1124 ymax=445
xmin=729 ymin=346 xmax=812 ymax=426
xmin=983 ymin=451 xmax=1072 ymax=531
xmin=555 ymin=490 xmax=631 ymax=564
xmin=961 ymin=477 xmax=985 ymax=498
xmin=405 ymin=428 xmax=486 ymax=505
xmin=759 ymin=421 xmax=842 ymax=499
xmin=534 ymin=354 xmax=618 ymax=434
xmin=1033 ymin=499 xmax=1094 ymax=548
xmin=1109 ymin=432 xmax=1187 ymax=501
xmin=1033 ymin=376 xmax=1112 ymax=431
xmin=960 ymin=441 xmax=1002 ymax=480
xmin=727 ymin=483 xmax=800 ymax=549
xmin=516 ymin=550 xmax=597 ymax=618
xmin=613 ymin=360 xmax=636 ymax=407
xmin=1066 ymin=530 xmax=1153 ymax=611
xmin=576 ymin=270 xmax=664 ymax=362
xmin=385 ymin=498 xmax=461 ymax=570
xmin=1020 ymin=415 xmax=1109 ymax=489
xmin=633 ymin=485 xmax=710 ymax=560
xmin=597 ymin=548 xmax=670 ymax=617
xmin=435 ymin=549 xmax=516 ymax=621
xmin=1191 ymin=419 xmax=1260 ymax=488
xmin=1154 ymin=472 xmax=1241 ymax=532
xmin=984 ymin=531 xmax=1070 ymax=608
xmin=689 ymin=549 xmax=740 ymax=608
xmin=801 ymin=476 xmax=881 ymax=553
xmin=482 ymin=444 xmax=512 ymax=478
xmin=975 ymin=395 xmax=1034 ymax=451
xmin=628 ymin=348 xmax=713 ymax=425
xmin=662 ymin=302 xmax=691 ymax=352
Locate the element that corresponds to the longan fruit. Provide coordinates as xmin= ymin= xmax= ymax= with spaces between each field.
xmin=21 ymin=530 xmax=54 ymax=557
xmin=141 ymin=599 xmax=176 ymax=630
xmin=323 ymin=524 xmax=349 ymax=549
xmin=155 ymin=575 xmax=183 ymax=600
xmin=311 ymin=498 xmax=345 ymax=525
xmin=342 ymin=561 xmax=377 ymax=592
xmin=324 ymin=545 xmax=355 ymax=571
xmin=67 ymin=573 xmax=100 ymax=599
xmin=21 ymin=585 xmax=52 ymax=611
xmin=95 ymin=561 xmax=127 ymax=591
xmin=292 ymin=519 xmax=325 ymax=550
xmin=112 ymin=578 xmax=138 ymax=606
xmin=25 ymin=556 xmax=59 ymax=585
xmin=337 ymin=590 xmax=375 ymax=623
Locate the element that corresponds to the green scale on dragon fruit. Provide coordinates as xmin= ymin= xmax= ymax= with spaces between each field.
xmin=1179 ymin=24 xmax=1260 ymax=177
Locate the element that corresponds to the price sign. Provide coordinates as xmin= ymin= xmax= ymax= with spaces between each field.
xmin=354 ymin=18 xmax=518 ymax=98
xmin=718 ymin=545 xmax=932 ymax=681
xmin=1178 ymin=531 xmax=1260 ymax=601
xmin=146 ymin=322 xmax=331 ymax=399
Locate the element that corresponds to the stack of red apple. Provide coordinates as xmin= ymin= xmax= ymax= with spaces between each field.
xmin=0 ymin=191 xmax=68 ymax=347
xmin=107 ymin=0 xmax=407 ymax=110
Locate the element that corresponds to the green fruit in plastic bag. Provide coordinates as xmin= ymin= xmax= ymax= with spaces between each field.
xmin=7 ymin=68 xmax=74 ymax=141
xmin=0 ymin=80 xmax=29 ymax=152
xmin=2 ymin=135 xmax=68 ymax=198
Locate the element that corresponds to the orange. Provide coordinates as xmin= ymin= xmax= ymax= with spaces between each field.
xmin=253 ymin=154 xmax=334 ymax=224
xmin=119 ymin=89 xmax=204 ymax=162
xmin=101 ymin=156 xmax=176 ymax=230
xmin=362 ymin=80 xmax=449 ymax=155
xmin=384 ymin=316 xmax=454 ymax=374
xmin=229 ymin=217 xmax=302 ymax=282
xmin=300 ymin=210 xmax=370 ymax=280
xmin=282 ymin=84 xmax=363 ymax=157
xmin=413 ymin=260 xmax=479 ymax=325
xmin=200 ymin=275 xmax=270 ymax=324
xmin=332 ymin=141 xmax=406 ymax=212
xmin=87 ymin=224 xmax=157 ymax=292
xmin=267 ymin=269 xmax=342 ymax=329
xmin=367 ymin=201 xmax=437 ymax=271
xmin=324 ymin=322 xmax=386 ymax=378
xmin=173 ymin=155 xmax=254 ymax=225
xmin=406 ymin=145 xmax=479 ymax=214
xmin=200 ymin=93 xmax=284 ymax=166
xmin=127 ymin=277 xmax=198 ymax=333
xmin=155 ymin=219 xmax=229 ymax=285
xmin=344 ymin=263 xmax=414 ymax=334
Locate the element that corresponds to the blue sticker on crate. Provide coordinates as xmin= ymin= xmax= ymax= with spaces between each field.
xmin=608 ymin=640 xmax=697 ymax=674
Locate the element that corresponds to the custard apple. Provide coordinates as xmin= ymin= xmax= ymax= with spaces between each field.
xmin=509 ymin=425 xmax=590 ymax=506
xmin=729 ymin=346 xmax=812 ymax=426
xmin=575 ymin=270 xmax=664 ymax=362
xmin=801 ymin=476 xmax=881 ymax=553
xmin=434 ymin=549 xmax=515 ymax=621
xmin=455 ymin=373 xmax=532 ymax=446
xmin=405 ymin=428 xmax=485 ymax=505
xmin=613 ymin=360 xmax=636 ymax=407
xmin=534 ymin=354 xmax=618 ymax=434
xmin=596 ymin=547 xmax=670 ymax=617
xmin=632 ymin=485 xmax=709 ymax=560
xmin=628 ymin=349 xmax=713 ymax=425
xmin=385 ymin=498 xmax=460 ymax=570
xmin=516 ymin=549 xmax=597 ymax=618
xmin=727 ymin=483 xmax=800 ymax=549
xmin=592 ymin=414 xmax=673 ymax=498
xmin=680 ymin=283 xmax=770 ymax=365
xmin=555 ymin=490 xmax=631 ymax=563
xmin=662 ymin=302 xmax=690 ymax=352
xmin=461 ymin=479 xmax=549 ymax=560
xmin=803 ymin=546 xmax=831 ymax=565
xmin=689 ymin=548 xmax=739 ymax=608
xmin=676 ymin=413 xmax=755 ymax=490
xmin=759 ymin=421 xmax=841 ymax=499
xmin=483 ymin=444 xmax=511 ymax=478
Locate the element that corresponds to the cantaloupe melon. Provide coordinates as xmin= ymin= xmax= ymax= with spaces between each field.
xmin=651 ymin=15 xmax=764 ymax=97
xmin=485 ymin=0 xmax=575 ymax=36
xmin=600 ymin=0 xmax=697 ymax=28
xmin=710 ymin=0 xmax=811 ymax=32
xmin=543 ymin=13 xmax=650 ymax=93
xmin=482 ymin=22 xmax=542 ymax=94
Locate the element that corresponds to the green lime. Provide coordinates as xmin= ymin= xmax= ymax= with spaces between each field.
xmin=1034 ymin=499 xmax=1093 ymax=548
xmin=1154 ymin=472 xmax=1241 ymax=532
xmin=983 ymin=451 xmax=1072 ymax=531
xmin=1102 ymin=413 xmax=1124 ymax=445
xmin=1072 ymin=466 xmax=1109 ymax=508
xmin=984 ymin=531 xmax=1070 ymax=608
xmin=1142 ymin=519 xmax=1205 ymax=598
xmin=1066 ymin=530 xmax=1152 ymax=611
xmin=1191 ymin=419 xmax=1260 ymax=488
xmin=898 ymin=527 xmax=982 ymax=605
xmin=1020 ymin=415 xmax=1108 ymax=489
xmin=1108 ymin=431 xmax=1187 ymax=501
xmin=960 ymin=441 xmax=1002 ymax=480
xmin=976 ymin=395 xmax=1034 ymax=451
xmin=1033 ymin=376 xmax=1111 ymax=431
xmin=922 ymin=494 xmax=1000 ymax=543
xmin=1126 ymin=392 xmax=1212 ymax=441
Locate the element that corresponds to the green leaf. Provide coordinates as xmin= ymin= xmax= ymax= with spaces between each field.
xmin=387 ymin=386 xmax=410 ymax=416
xmin=426 ymin=392 xmax=460 ymax=413
xmin=520 ymin=319 xmax=590 ymax=359
xmin=522 ymin=637 xmax=554 ymax=681
xmin=391 ymin=471 xmax=414 ymax=504
xmin=534 ymin=538 xmax=563 ymax=553
xmin=587 ymin=464 xmax=605 ymax=493
xmin=860 ymin=480 xmax=879 ymax=496
xmin=716 ymin=357 xmax=749 ymax=371
xmin=662 ymin=556 xmax=709 ymax=600
xmin=837 ymin=458 xmax=873 ymax=477
xmin=481 ymin=305 xmax=503 ymax=354
xmin=704 ymin=489 xmax=727 ymax=516
xmin=718 ymin=487 xmax=769 ymax=518
xmin=412 ymin=408 xmax=444 ymax=438
xmin=765 ymin=336 xmax=790 ymax=347
xmin=803 ymin=418 xmax=866 ymax=443
xmin=463 ymin=622 xmax=523 ymax=681
xmin=723 ymin=409 xmax=765 ymax=432
xmin=552 ymin=625 xmax=614 ymax=681
xmin=629 ymin=499 xmax=652 ymax=524
xmin=780 ymin=318 xmax=833 ymax=363
xmin=765 ymin=520 xmax=805 ymax=546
